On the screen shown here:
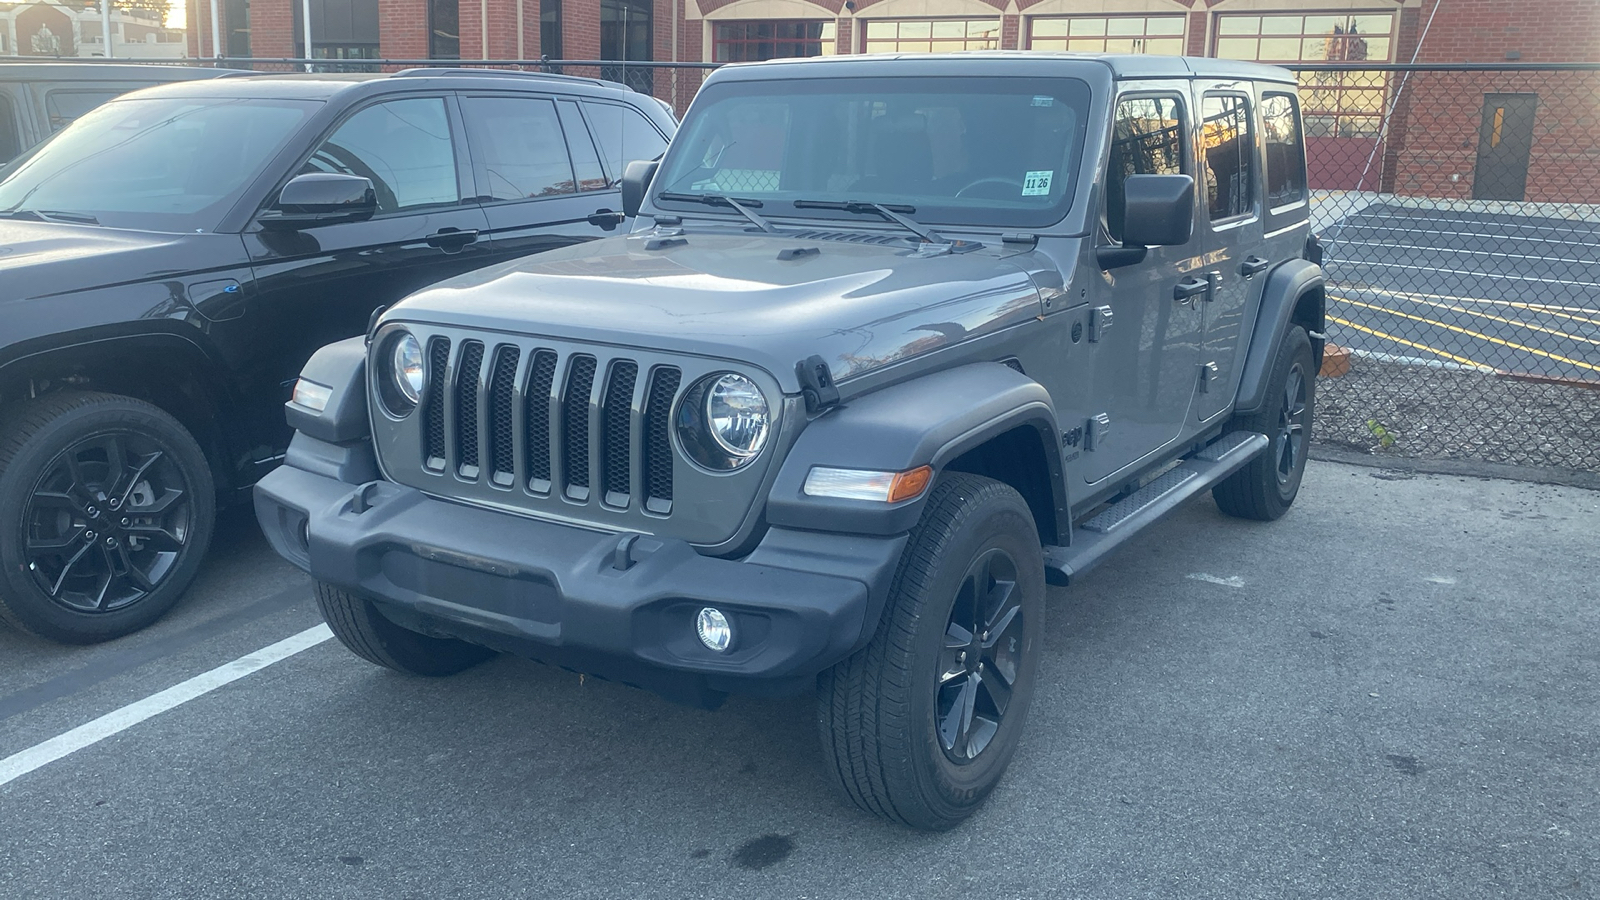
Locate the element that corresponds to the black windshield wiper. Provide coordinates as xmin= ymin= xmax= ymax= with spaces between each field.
xmin=657 ymin=192 xmax=779 ymax=234
xmin=792 ymin=199 xmax=945 ymax=244
xmin=0 ymin=208 xmax=100 ymax=225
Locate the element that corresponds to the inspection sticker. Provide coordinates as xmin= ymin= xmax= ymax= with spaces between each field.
xmin=1031 ymin=95 xmax=1054 ymax=107
xmin=1022 ymin=170 xmax=1054 ymax=196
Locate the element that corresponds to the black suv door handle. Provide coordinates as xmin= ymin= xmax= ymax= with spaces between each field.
xmin=425 ymin=228 xmax=479 ymax=252
xmin=1174 ymin=276 xmax=1210 ymax=301
xmin=1239 ymin=255 xmax=1271 ymax=277
xmin=587 ymin=209 xmax=626 ymax=229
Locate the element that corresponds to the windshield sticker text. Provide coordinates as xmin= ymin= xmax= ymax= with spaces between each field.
xmin=1023 ymin=171 xmax=1054 ymax=197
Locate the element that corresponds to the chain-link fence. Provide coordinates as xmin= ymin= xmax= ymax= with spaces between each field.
xmin=8 ymin=57 xmax=1598 ymax=471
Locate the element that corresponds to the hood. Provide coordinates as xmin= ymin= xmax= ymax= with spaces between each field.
xmin=385 ymin=231 xmax=1048 ymax=393
xmin=0 ymin=220 xmax=195 ymax=301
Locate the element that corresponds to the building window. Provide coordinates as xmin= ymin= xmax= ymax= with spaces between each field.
xmin=224 ymin=0 xmax=251 ymax=57
xmin=1214 ymin=12 xmax=1396 ymax=139
xmin=429 ymin=0 xmax=460 ymax=60
xmin=1028 ymin=16 xmax=1185 ymax=55
xmin=601 ymin=0 xmax=653 ymax=92
xmin=541 ymin=0 xmax=561 ymax=59
xmin=712 ymin=20 xmax=836 ymax=62
xmin=861 ymin=19 xmax=1001 ymax=54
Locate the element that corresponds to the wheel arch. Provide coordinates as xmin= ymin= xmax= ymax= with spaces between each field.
xmin=1234 ymin=260 xmax=1324 ymax=416
xmin=0 ymin=332 xmax=245 ymax=494
xmin=765 ymin=362 xmax=1069 ymax=541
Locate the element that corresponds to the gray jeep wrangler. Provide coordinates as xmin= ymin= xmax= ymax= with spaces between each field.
xmin=255 ymin=53 xmax=1323 ymax=830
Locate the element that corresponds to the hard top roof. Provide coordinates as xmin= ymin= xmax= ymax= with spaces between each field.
xmin=710 ymin=51 xmax=1298 ymax=85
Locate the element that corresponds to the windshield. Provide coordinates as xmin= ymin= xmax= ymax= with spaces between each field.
xmin=653 ymin=76 xmax=1092 ymax=229
xmin=0 ymin=96 xmax=320 ymax=233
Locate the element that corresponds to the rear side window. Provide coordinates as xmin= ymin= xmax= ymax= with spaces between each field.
xmin=1261 ymin=92 xmax=1307 ymax=209
xmin=302 ymin=97 xmax=461 ymax=214
xmin=558 ymin=100 xmax=609 ymax=191
xmin=460 ymin=96 xmax=578 ymax=201
xmin=1105 ymin=95 xmax=1185 ymax=244
xmin=0 ymin=93 xmax=19 ymax=160
xmin=1201 ymin=93 xmax=1255 ymax=220
xmin=582 ymin=101 xmax=668 ymax=184
xmin=44 ymin=90 xmax=123 ymax=132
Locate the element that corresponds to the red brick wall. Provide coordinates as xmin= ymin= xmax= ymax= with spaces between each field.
xmin=461 ymin=0 xmax=523 ymax=59
xmin=1186 ymin=10 xmax=1206 ymax=57
xmin=1409 ymin=0 xmax=1600 ymax=64
xmin=835 ymin=17 xmax=851 ymax=55
xmin=565 ymin=0 xmax=602 ymax=60
xmin=250 ymin=0 xmax=296 ymax=60
xmin=379 ymin=0 xmax=430 ymax=62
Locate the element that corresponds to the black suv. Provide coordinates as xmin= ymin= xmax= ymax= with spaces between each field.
xmin=0 ymin=68 xmax=676 ymax=643
xmin=258 ymin=54 xmax=1323 ymax=829
xmin=0 ymin=63 xmax=244 ymax=163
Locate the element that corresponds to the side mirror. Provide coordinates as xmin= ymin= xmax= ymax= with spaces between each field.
xmin=1120 ymin=173 xmax=1195 ymax=248
xmin=621 ymin=159 xmax=658 ymax=219
xmin=261 ymin=173 xmax=377 ymax=230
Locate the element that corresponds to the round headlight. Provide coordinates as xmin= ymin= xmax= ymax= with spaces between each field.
xmin=391 ymin=332 xmax=425 ymax=406
xmin=704 ymin=374 xmax=770 ymax=458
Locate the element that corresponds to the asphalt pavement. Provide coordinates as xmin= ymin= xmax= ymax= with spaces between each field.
xmin=1319 ymin=203 xmax=1600 ymax=381
xmin=1 ymin=462 xmax=1596 ymax=900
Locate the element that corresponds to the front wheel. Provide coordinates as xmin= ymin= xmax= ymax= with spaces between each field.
xmin=1214 ymin=325 xmax=1316 ymax=521
xmin=0 ymin=392 xmax=215 ymax=643
xmin=818 ymin=473 xmax=1045 ymax=830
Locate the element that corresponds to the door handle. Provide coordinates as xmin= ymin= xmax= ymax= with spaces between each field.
xmin=425 ymin=228 xmax=480 ymax=252
xmin=1174 ymin=276 xmax=1210 ymax=302
xmin=587 ymin=209 xmax=626 ymax=229
xmin=1239 ymin=255 xmax=1271 ymax=277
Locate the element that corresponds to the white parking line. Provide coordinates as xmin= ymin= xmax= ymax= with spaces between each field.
xmin=1187 ymin=573 xmax=1245 ymax=588
xmin=0 ymin=624 xmax=332 ymax=789
xmin=1332 ymin=223 xmax=1598 ymax=248
xmin=1347 ymin=213 xmax=1600 ymax=235
xmin=1325 ymin=239 xmax=1600 ymax=267
xmin=1328 ymin=259 xmax=1600 ymax=289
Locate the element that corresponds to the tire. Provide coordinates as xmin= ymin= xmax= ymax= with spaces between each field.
xmin=315 ymin=581 xmax=494 ymax=676
xmin=1214 ymin=325 xmax=1316 ymax=521
xmin=0 ymin=391 xmax=216 ymax=644
xmin=818 ymin=473 xmax=1045 ymax=831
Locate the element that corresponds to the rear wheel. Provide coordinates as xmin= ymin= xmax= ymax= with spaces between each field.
xmin=818 ymin=473 xmax=1045 ymax=831
xmin=0 ymin=392 xmax=215 ymax=643
xmin=1214 ymin=325 xmax=1315 ymax=521
xmin=315 ymin=581 xmax=495 ymax=676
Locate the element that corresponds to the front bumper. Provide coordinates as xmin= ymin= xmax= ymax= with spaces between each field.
xmin=255 ymin=460 xmax=905 ymax=700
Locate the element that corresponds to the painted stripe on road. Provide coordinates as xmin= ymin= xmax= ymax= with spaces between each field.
xmin=1329 ymin=259 xmax=1600 ymax=289
xmin=1329 ymin=224 xmax=1599 ymax=249
xmin=0 ymin=624 xmax=332 ymax=789
xmin=1327 ymin=315 xmax=1491 ymax=369
xmin=1349 ymin=292 xmax=1600 ymax=348
xmin=1337 ymin=285 xmax=1600 ymax=320
xmin=1343 ymin=213 xmax=1600 ymax=234
xmin=1332 ymin=296 xmax=1600 ymax=374
xmin=1325 ymin=239 xmax=1600 ymax=266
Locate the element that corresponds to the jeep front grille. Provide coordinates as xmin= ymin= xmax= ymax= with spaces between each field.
xmin=372 ymin=328 xmax=783 ymax=546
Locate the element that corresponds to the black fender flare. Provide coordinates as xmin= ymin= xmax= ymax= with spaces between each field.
xmin=765 ymin=362 xmax=1068 ymax=537
xmin=1234 ymin=259 xmax=1324 ymax=415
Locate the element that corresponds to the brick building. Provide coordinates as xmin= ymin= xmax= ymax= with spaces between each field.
xmin=183 ymin=0 xmax=1600 ymax=200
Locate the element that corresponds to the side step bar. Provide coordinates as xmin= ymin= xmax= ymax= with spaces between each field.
xmin=1042 ymin=430 xmax=1268 ymax=587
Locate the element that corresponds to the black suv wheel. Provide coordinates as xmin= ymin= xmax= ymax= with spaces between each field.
xmin=0 ymin=392 xmax=215 ymax=643
xmin=818 ymin=473 xmax=1045 ymax=830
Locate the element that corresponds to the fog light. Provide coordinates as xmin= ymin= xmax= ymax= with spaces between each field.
xmin=291 ymin=378 xmax=331 ymax=413
xmin=696 ymin=607 xmax=733 ymax=652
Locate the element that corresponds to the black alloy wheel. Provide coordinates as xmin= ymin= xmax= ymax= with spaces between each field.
xmin=937 ymin=547 xmax=1025 ymax=764
xmin=23 ymin=430 xmax=194 ymax=613
xmin=1275 ymin=361 xmax=1309 ymax=487
xmin=0 ymin=392 xmax=215 ymax=643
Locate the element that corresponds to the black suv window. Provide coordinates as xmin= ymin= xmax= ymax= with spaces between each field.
xmin=1106 ymin=95 xmax=1185 ymax=244
xmin=460 ymin=95 xmax=577 ymax=200
xmin=558 ymin=100 xmax=609 ymax=192
xmin=1200 ymin=93 xmax=1255 ymax=221
xmin=302 ymin=97 xmax=460 ymax=214
xmin=0 ymin=93 xmax=19 ymax=160
xmin=1261 ymin=92 xmax=1307 ymax=210
xmin=582 ymin=101 xmax=668 ymax=183
xmin=45 ymin=89 xmax=122 ymax=132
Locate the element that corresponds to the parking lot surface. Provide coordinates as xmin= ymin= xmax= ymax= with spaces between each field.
xmin=2 ymin=461 xmax=1596 ymax=900
xmin=1321 ymin=204 xmax=1600 ymax=380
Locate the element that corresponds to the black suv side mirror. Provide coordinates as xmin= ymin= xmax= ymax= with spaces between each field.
xmin=262 ymin=173 xmax=377 ymax=230
xmin=621 ymin=159 xmax=659 ymax=219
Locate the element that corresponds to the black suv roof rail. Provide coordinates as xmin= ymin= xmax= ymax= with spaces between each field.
xmin=390 ymin=67 xmax=628 ymax=90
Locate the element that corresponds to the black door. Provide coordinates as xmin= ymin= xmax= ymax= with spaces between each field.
xmin=457 ymin=94 xmax=626 ymax=264
xmin=1473 ymin=93 xmax=1537 ymax=201
xmin=236 ymin=93 xmax=491 ymax=457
